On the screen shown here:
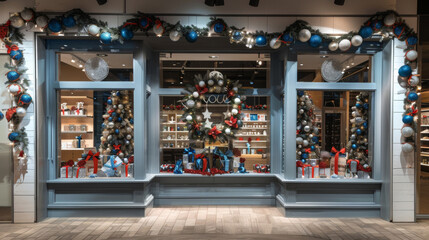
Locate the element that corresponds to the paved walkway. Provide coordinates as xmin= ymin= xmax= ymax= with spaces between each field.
xmin=0 ymin=207 xmax=427 ymax=240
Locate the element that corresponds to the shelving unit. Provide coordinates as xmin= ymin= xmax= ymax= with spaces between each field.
xmin=59 ymin=90 xmax=95 ymax=163
xmin=160 ymin=110 xmax=190 ymax=149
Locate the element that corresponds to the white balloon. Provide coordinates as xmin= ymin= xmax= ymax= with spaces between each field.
xmin=87 ymin=24 xmax=100 ymax=36
xmin=296 ymin=137 xmax=303 ymax=145
xmin=234 ymin=98 xmax=241 ymax=104
xmin=409 ymin=76 xmax=419 ymax=86
xmin=302 ymin=120 xmax=307 ymax=126
xmin=208 ymin=79 xmax=215 ymax=86
xmin=402 ymin=143 xmax=414 ymax=153
xmin=339 ymin=39 xmax=351 ymax=51
xmin=233 ymin=87 xmax=238 ymax=93
xmin=20 ymin=8 xmax=34 ymax=22
xmin=169 ymin=30 xmax=182 ymax=42
xmin=328 ymin=41 xmax=339 ymax=51
xmin=199 ymin=81 xmax=206 ymax=88
xmin=10 ymin=15 xmax=24 ymax=28
xmin=351 ymin=35 xmax=363 ymax=47
xmin=304 ymin=126 xmax=311 ymax=132
xmin=269 ymin=38 xmax=281 ymax=49
xmin=384 ymin=13 xmax=396 ymax=26
xmin=231 ymin=108 xmax=238 ymax=115
xmin=298 ymin=29 xmax=311 ymax=42
xmin=192 ymin=92 xmax=199 ymax=98
xmin=186 ymin=115 xmax=193 ymax=121
xmin=186 ymin=99 xmax=195 ymax=108
xmin=107 ymin=122 xmax=114 ymax=128
xmin=299 ymin=109 xmax=304 ymax=114
xmin=36 ymin=16 xmax=49 ymax=28
xmin=8 ymin=84 xmax=22 ymax=95
xmin=16 ymin=107 xmax=26 ymax=117
xmin=225 ymin=128 xmax=231 ymax=135
xmin=153 ymin=25 xmax=164 ymax=36
xmin=401 ymin=126 xmax=414 ymax=138
xmin=405 ymin=50 xmax=418 ymax=61
xmin=218 ymin=79 xmax=224 ymax=86
xmin=126 ymin=134 xmax=132 ymax=140
xmin=303 ymin=140 xmax=309 ymax=147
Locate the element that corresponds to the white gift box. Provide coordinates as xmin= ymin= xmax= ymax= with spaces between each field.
xmin=73 ymin=167 xmax=87 ymax=178
xmin=60 ymin=166 xmax=73 ymax=178
xmin=319 ymin=168 xmax=331 ymax=178
xmin=121 ymin=163 xmax=134 ymax=178
xmin=358 ymin=171 xmax=371 ymax=179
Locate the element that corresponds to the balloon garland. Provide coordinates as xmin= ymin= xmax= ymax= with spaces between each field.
xmin=181 ymin=71 xmax=244 ymax=143
xmin=0 ymin=8 xmax=419 ymax=156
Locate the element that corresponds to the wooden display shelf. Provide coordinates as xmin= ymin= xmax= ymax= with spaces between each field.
xmin=61 ymin=131 xmax=93 ymax=134
xmin=60 ymin=95 xmax=92 ymax=99
xmin=61 ymin=115 xmax=93 ymax=118
xmin=235 ymin=134 xmax=267 ymax=137
xmin=61 ymin=148 xmax=85 ymax=151
xmin=161 ymin=139 xmax=189 ymax=141
xmin=233 ymin=140 xmax=267 ymax=142
xmin=242 ymin=121 xmax=268 ymax=123
xmin=234 ymin=146 xmax=267 ymax=148
xmin=240 ymin=127 xmax=267 ymax=130
xmin=161 ymin=131 xmax=188 ymax=133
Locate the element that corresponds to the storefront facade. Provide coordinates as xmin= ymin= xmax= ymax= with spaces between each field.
xmin=0 ymin=0 xmax=419 ymax=223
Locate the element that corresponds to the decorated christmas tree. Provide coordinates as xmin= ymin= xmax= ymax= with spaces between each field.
xmin=296 ymin=91 xmax=320 ymax=162
xmin=99 ymin=90 xmax=134 ymax=159
xmin=346 ymin=92 xmax=370 ymax=168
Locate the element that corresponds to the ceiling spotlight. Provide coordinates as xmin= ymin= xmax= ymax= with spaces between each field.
xmin=249 ymin=0 xmax=259 ymax=7
xmin=96 ymin=0 xmax=107 ymax=5
xmin=334 ymin=0 xmax=345 ymax=5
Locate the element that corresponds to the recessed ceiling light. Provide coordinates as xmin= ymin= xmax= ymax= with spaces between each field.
xmin=79 ymin=64 xmax=83 ymax=68
xmin=122 ymin=64 xmax=126 ymax=67
xmin=209 ymin=55 xmax=219 ymax=59
xmin=97 ymin=54 xmax=108 ymax=57
xmin=299 ymin=63 xmax=304 ymax=66
xmin=82 ymin=69 xmax=85 ymax=72
xmin=71 ymin=59 xmax=76 ymax=63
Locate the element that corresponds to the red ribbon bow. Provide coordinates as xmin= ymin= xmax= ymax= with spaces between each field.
xmin=6 ymin=107 xmax=16 ymax=122
xmin=195 ymin=84 xmax=208 ymax=95
xmin=6 ymin=44 xmax=19 ymax=54
xmin=331 ymin=147 xmax=346 ymax=175
xmin=85 ymin=151 xmax=100 ymax=174
xmin=208 ymin=126 xmax=221 ymax=139
xmin=155 ymin=19 xmax=162 ymax=29
xmin=0 ymin=21 xmax=10 ymax=40
xmin=305 ymin=148 xmax=311 ymax=153
xmin=192 ymin=121 xmax=201 ymax=131
xmin=407 ymin=105 xmax=418 ymax=117
xmin=225 ymin=116 xmax=238 ymax=128
xmin=113 ymin=144 xmax=122 ymax=155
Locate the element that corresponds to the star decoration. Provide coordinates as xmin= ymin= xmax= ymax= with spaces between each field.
xmin=223 ymin=110 xmax=231 ymax=119
xmin=202 ymin=108 xmax=212 ymax=119
xmin=204 ymin=119 xmax=213 ymax=128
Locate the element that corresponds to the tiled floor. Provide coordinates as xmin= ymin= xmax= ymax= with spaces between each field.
xmin=0 ymin=207 xmax=428 ymax=240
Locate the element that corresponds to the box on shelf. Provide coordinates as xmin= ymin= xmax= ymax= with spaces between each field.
xmin=60 ymin=165 xmax=73 ymax=178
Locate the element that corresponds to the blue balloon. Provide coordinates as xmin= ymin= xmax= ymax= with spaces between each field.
xmin=62 ymin=16 xmax=76 ymax=28
xmin=20 ymin=94 xmax=32 ymax=104
xmin=301 ymin=159 xmax=306 ymax=163
xmin=100 ymin=32 xmax=112 ymax=44
xmin=186 ymin=30 xmax=198 ymax=43
xmin=394 ymin=25 xmax=404 ymax=37
xmin=108 ymin=117 xmax=113 ymax=122
xmin=112 ymin=112 xmax=117 ymax=117
xmin=402 ymin=115 xmax=413 ymax=124
xmin=356 ymin=129 xmax=362 ymax=135
xmin=7 ymin=71 xmax=20 ymax=82
xmin=282 ymin=33 xmax=294 ymax=43
xmin=406 ymin=36 xmax=417 ymax=46
xmin=310 ymin=145 xmax=316 ymax=151
xmin=213 ymin=22 xmax=225 ymax=33
xmin=359 ymin=26 xmax=373 ymax=39
xmin=398 ymin=65 xmax=412 ymax=77
xmin=0 ymin=111 xmax=4 ymax=121
xmin=356 ymin=103 xmax=362 ymax=108
xmin=352 ymin=144 xmax=358 ymax=149
xmin=130 ymin=118 xmax=134 ymax=124
xmin=232 ymin=31 xmax=243 ymax=41
xmin=121 ymin=28 xmax=134 ymax=40
xmin=8 ymin=132 xmax=19 ymax=142
xmin=101 ymin=123 xmax=106 ymax=129
xmin=371 ymin=21 xmax=383 ymax=30
xmin=301 ymin=153 xmax=308 ymax=159
xmin=408 ymin=92 xmax=418 ymax=101
xmin=117 ymin=117 xmax=122 ymax=122
xmin=363 ymin=103 xmax=369 ymax=109
xmin=309 ymin=35 xmax=322 ymax=48
xmin=10 ymin=50 xmax=23 ymax=61
xmin=107 ymin=99 xmax=112 ymax=105
xmin=116 ymin=91 xmax=121 ymax=96
xmin=237 ymin=120 xmax=243 ymax=127
xmin=297 ymin=91 xmax=304 ymax=97
xmin=312 ymin=136 xmax=319 ymax=143
xmin=115 ymin=129 xmax=120 ymax=134
xmin=255 ymin=35 xmax=267 ymax=47
xmin=139 ymin=17 xmax=150 ymax=29
xmin=363 ymin=122 xmax=368 ymax=129
xmin=48 ymin=19 xmax=62 ymax=33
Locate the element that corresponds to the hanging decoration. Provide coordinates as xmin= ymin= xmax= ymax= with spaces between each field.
xmin=181 ymin=71 xmax=243 ymax=143
xmin=0 ymin=8 xmax=420 ymax=161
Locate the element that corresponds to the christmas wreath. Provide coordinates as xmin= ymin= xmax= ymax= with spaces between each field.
xmin=181 ymin=71 xmax=244 ymax=143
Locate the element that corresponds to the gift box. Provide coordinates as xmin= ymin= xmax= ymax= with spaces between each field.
xmin=347 ymin=159 xmax=360 ymax=178
xmin=121 ymin=163 xmax=134 ymax=178
xmin=319 ymin=167 xmax=330 ymax=178
xmin=296 ymin=161 xmax=311 ymax=178
xmin=330 ymin=148 xmax=347 ymax=178
xmin=102 ymin=155 xmax=123 ymax=177
xmin=309 ymin=165 xmax=319 ymax=178
xmin=73 ymin=166 xmax=87 ymax=178
xmin=357 ymin=171 xmax=370 ymax=179
xmin=61 ymin=165 xmax=73 ymax=178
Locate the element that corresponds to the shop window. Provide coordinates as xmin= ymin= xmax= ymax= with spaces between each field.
xmin=296 ymin=90 xmax=372 ymax=179
xmin=298 ymin=54 xmax=371 ymax=83
xmin=160 ymin=96 xmax=270 ymax=173
xmin=160 ymin=53 xmax=270 ymax=88
xmin=58 ymin=52 xmax=133 ymax=82
xmin=57 ymin=90 xmax=134 ymax=178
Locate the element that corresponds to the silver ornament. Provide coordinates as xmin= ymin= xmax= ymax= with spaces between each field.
xmin=328 ymin=41 xmax=339 ymax=51
xmin=402 ymin=143 xmax=414 ymax=153
xmin=296 ymin=137 xmax=303 ymax=145
xmin=303 ymin=140 xmax=309 ymax=147
xmin=126 ymin=134 xmax=132 ymax=140
xmin=169 ymin=30 xmax=182 ymax=42
xmin=304 ymin=126 xmax=311 ymax=132
xmin=36 ymin=16 xmax=49 ymax=28
xmin=401 ymin=126 xmax=414 ymax=138
xmin=269 ymin=37 xmax=281 ymax=49
xmin=186 ymin=99 xmax=195 ymax=108
xmin=10 ymin=15 xmax=25 ymax=28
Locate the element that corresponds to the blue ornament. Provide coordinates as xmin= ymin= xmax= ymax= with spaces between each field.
xmin=101 ymin=123 xmax=106 ymax=129
xmin=62 ymin=16 xmax=76 ymax=28
xmin=115 ymin=129 xmax=120 ymax=134
xmin=213 ymin=22 xmax=225 ymax=33
xmin=301 ymin=153 xmax=308 ymax=159
xmin=117 ymin=117 xmax=122 ymax=122
xmin=356 ymin=103 xmax=362 ymax=108
xmin=352 ymin=144 xmax=358 ymax=150
xmin=255 ymin=35 xmax=267 ymax=47
xmin=394 ymin=25 xmax=405 ymax=37
xmin=359 ymin=26 xmax=373 ymax=39
xmin=310 ymin=145 xmax=316 ymax=151
xmin=408 ymin=92 xmax=418 ymax=102
xmin=363 ymin=122 xmax=368 ymax=129
xmin=309 ymin=35 xmax=322 ymax=48
xmin=8 ymin=132 xmax=19 ymax=142
xmin=121 ymin=28 xmax=134 ymax=40
xmin=297 ymin=91 xmax=304 ymax=97
xmin=7 ymin=71 xmax=20 ymax=82
xmin=371 ymin=21 xmax=383 ymax=30
xmin=0 ymin=111 xmax=4 ymax=121
xmin=312 ymin=136 xmax=319 ymax=143
xmin=48 ymin=19 xmax=62 ymax=33
xmin=282 ymin=33 xmax=294 ymax=44
xmin=100 ymin=32 xmax=112 ymax=44
xmin=237 ymin=120 xmax=243 ymax=127
xmin=139 ymin=17 xmax=150 ymax=29
xmin=185 ymin=30 xmax=198 ymax=43
xmin=107 ymin=99 xmax=112 ymax=105
xmin=112 ymin=112 xmax=117 ymax=117
xmin=402 ymin=115 xmax=413 ymax=124
xmin=108 ymin=117 xmax=113 ymax=122
xmin=232 ymin=31 xmax=243 ymax=41
xmin=130 ymin=118 xmax=134 ymax=124
xmin=363 ymin=103 xmax=369 ymax=109
xmin=301 ymin=159 xmax=306 ymax=163
xmin=9 ymin=49 xmax=23 ymax=61
xmin=406 ymin=36 xmax=418 ymax=46
xmin=398 ymin=65 xmax=412 ymax=77
xmin=116 ymin=91 xmax=121 ymax=96
xmin=19 ymin=94 xmax=32 ymax=104
xmin=356 ymin=129 xmax=362 ymax=135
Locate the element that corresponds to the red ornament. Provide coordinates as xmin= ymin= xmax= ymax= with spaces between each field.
xmin=196 ymin=84 xmax=208 ymax=95
xmin=225 ymin=116 xmax=238 ymax=128
xmin=208 ymin=126 xmax=221 ymax=139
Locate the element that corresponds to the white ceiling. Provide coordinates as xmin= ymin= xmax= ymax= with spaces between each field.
xmin=297 ymin=54 xmax=369 ymax=70
xmin=160 ymin=53 xmax=270 ymax=61
xmin=60 ymin=53 xmax=133 ymax=69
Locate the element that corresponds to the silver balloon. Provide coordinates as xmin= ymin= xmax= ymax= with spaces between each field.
xmin=84 ymin=57 xmax=109 ymax=81
xmin=169 ymin=30 xmax=182 ymax=42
